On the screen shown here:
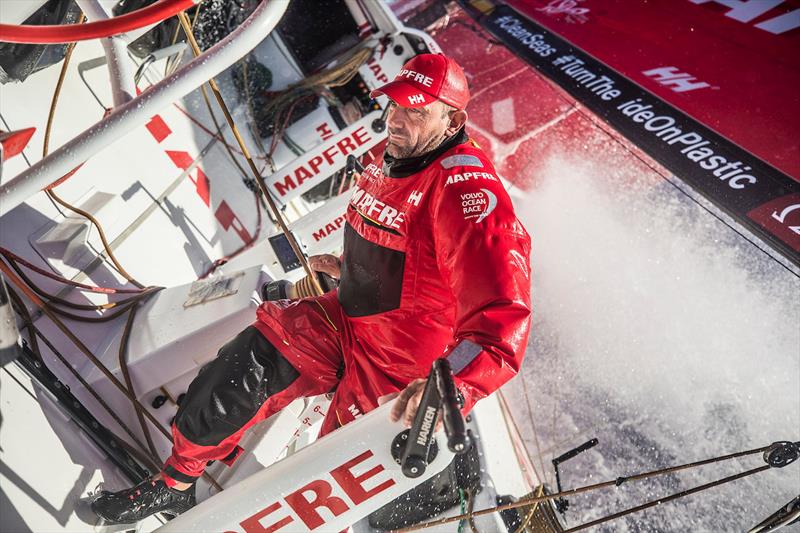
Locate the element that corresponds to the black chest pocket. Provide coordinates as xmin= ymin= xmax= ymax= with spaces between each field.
xmin=339 ymin=223 xmax=405 ymax=317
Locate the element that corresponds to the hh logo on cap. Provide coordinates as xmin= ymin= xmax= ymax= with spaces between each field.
xmin=408 ymin=94 xmax=426 ymax=105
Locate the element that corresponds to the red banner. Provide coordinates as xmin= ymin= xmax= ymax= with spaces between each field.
xmin=505 ymin=0 xmax=800 ymax=181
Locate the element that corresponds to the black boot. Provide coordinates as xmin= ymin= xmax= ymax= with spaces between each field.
xmin=91 ymin=478 xmax=196 ymax=525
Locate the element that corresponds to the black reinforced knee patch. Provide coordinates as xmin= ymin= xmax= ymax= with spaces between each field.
xmin=174 ymin=326 xmax=300 ymax=446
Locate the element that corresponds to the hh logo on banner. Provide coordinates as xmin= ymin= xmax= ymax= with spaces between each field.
xmin=642 ymin=67 xmax=711 ymax=93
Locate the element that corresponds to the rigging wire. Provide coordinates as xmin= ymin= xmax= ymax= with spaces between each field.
xmin=547 ymin=362 xmax=560 ymax=489
xmin=497 ymin=389 xmax=546 ymax=489
xmin=170 ymin=101 xmax=268 ymax=162
xmin=560 ymin=465 xmax=771 ymax=532
xmin=395 ymin=442 xmax=794 ymax=532
xmin=519 ymin=374 xmax=552 ymax=488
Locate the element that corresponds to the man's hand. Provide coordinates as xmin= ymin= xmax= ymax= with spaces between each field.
xmin=387 ymin=379 xmax=442 ymax=431
xmin=308 ymin=254 xmax=341 ymax=279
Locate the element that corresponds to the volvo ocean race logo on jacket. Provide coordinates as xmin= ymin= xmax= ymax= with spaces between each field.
xmin=461 ymin=188 xmax=497 ymax=223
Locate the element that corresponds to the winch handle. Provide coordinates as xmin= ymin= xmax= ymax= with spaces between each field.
xmin=400 ymin=369 xmax=440 ymax=478
xmin=433 ymin=358 xmax=471 ymax=454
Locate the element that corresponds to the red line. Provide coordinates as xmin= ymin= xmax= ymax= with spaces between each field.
xmin=0 ymin=0 xmax=195 ymax=44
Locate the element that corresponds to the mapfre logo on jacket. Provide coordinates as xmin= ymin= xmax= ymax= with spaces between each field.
xmin=348 ymin=164 xmax=412 ymax=232
xmin=349 ymin=184 xmax=407 ymax=231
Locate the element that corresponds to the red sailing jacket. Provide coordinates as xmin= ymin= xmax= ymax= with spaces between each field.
xmin=337 ymin=131 xmax=532 ymax=415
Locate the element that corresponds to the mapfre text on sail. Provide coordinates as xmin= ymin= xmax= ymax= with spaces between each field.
xmin=617 ymin=98 xmax=757 ymax=189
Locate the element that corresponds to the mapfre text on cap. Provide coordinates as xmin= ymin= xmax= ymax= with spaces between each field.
xmin=398 ymin=69 xmax=434 ymax=87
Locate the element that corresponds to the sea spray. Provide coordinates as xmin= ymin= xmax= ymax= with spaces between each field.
xmin=506 ymin=154 xmax=800 ymax=531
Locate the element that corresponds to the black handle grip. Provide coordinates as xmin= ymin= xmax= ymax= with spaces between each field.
xmin=371 ymin=104 xmax=391 ymax=133
xmin=400 ymin=373 xmax=440 ymax=478
xmin=345 ymin=154 xmax=364 ymax=179
xmin=433 ymin=359 xmax=471 ymax=454
xmin=553 ymin=438 xmax=599 ymax=466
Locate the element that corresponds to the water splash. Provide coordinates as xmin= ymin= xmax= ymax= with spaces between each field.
xmin=507 ymin=153 xmax=800 ymax=531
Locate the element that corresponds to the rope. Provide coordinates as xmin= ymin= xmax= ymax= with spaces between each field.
xmin=19 ymin=2 xmax=241 ymax=493
xmin=8 ymin=269 xmax=155 ymax=322
xmin=118 ymin=301 xmax=160 ymax=461
xmin=5 ymin=285 xmax=161 ymax=473
xmin=0 ymin=247 xmax=143 ymax=294
xmin=176 ymin=10 xmax=324 ymax=296
xmin=2 ymin=256 xmax=153 ymax=317
xmin=514 ymin=485 xmax=544 ymax=533
xmin=42 ymin=13 xmax=85 ymax=156
xmin=197 ymin=82 xmax=251 ymax=180
xmin=562 ymin=465 xmax=772 ymax=532
xmin=395 ymin=443 xmax=779 ymax=531
xmin=257 ymin=47 xmax=373 ymax=149
xmin=465 ymin=487 xmax=480 ymax=533
xmin=0 ymin=259 xmax=224 ymax=492
xmin=45 ymin=190 xmax=147 ymax=287
xmin=457 ymin=488 xmax=466 ymax=533
xmin=169 ymin=2 xmax=263 ymax=278
xmin=42 ymin=17 xmax=145 ymax=289
xmin=164 ymin=0 xmax=200 ymax=77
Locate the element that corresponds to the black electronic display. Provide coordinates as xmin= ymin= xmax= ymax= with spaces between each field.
xmin=269 ymin=233 xmax=302 ymax=272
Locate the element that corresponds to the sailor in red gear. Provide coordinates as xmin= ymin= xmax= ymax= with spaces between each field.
xmin=92 ymin=53 xmax=532 ymax=525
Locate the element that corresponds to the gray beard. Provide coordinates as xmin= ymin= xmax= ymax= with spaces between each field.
xmin=386 ymin=131 xmax=447 ymax=159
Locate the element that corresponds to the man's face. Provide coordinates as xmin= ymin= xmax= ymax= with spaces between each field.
xmin=385 ymin=100 xmax=451 ymax=159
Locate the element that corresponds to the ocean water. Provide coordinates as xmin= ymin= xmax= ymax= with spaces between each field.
xmin=506 ymin=153 xmax=800 ymax=532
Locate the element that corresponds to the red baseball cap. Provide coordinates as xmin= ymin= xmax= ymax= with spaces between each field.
xmin=370 ymin=53 xmax=470 ymax=109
